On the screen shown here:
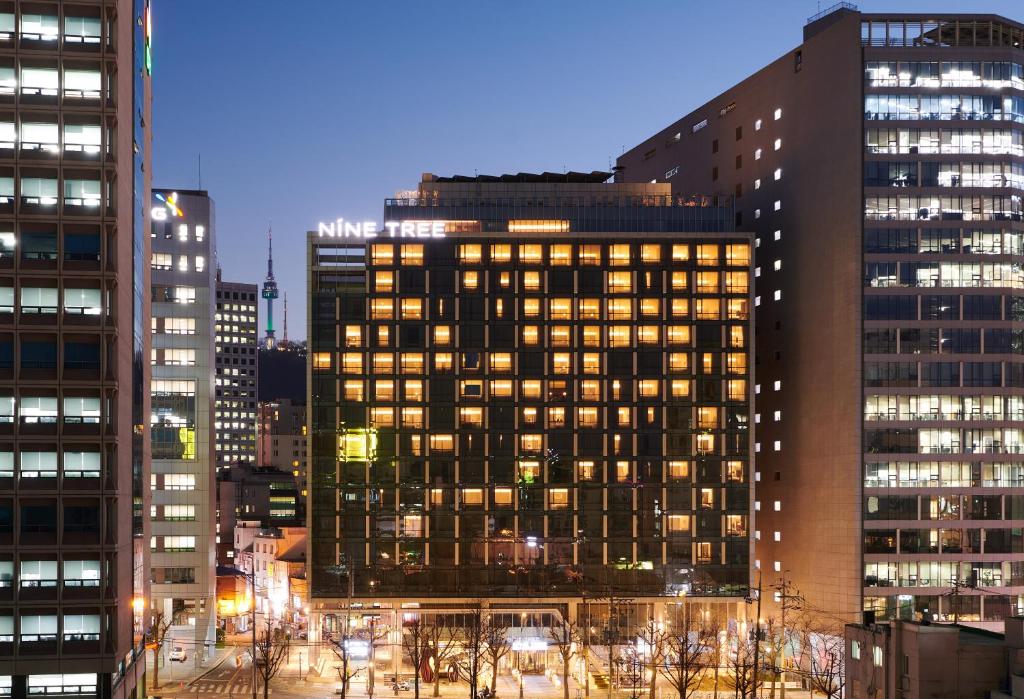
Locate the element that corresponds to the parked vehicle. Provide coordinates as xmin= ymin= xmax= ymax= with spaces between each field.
xmin=169 ymin=646 xmax=187 ymax=662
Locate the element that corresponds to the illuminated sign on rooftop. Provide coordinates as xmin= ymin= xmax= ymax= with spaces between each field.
xmin=318 ymin=218 xmax=447 ymax=239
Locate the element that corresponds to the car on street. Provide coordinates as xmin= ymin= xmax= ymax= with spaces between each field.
xmin=396 ymin=681 xmax=409 ymax=691
xmin=169 ymin=646 xmax=187 ymax=662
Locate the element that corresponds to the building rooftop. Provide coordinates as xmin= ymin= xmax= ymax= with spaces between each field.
xmin=425 ymin=171 xmax=612 ymax=184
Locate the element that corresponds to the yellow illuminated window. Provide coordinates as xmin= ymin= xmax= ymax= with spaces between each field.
xmin=697 ymin=434 xmax=715 ymax=455
xmin=667 ymin=515 xmax=690 ymax=532
xmin=698 ymin=407 xmax=719 ymax=429
xmin=519 ymin=244 xmax=544 ymax=264
xmin=459 ymin=407 xmax=483 ymax=427
xmin=494 ymin=487 xmax=513 ymax=506
xmin=580 ymin=380 xmax=600 ymax=401
xmin=403 ymin=380 xmax=424 ymax=401
xmin=374 ymin=271 xmax=394 ymax=292
xmin=609 ymin=244 xmax=631 ymax=266
xmin=370 ymin=298 xmax=393 ymax=319
xmin=671 ymin=299 xmax=690 ymax=318
xmin=433 ymin=326 xmax=451 ymax=346
xmin=495 ymin=298 xmax=505 ymax=318
xmin=696 ymin=244 xmax=719 ymax=266
xmin=491 ymin=379 xmax=513 ymax=397
xmin=608 ymin=326 xmax=631 ymax=347
xmin=696 ymin=299 xmax=720 ymax=320
xmin=727 ymin=379 xmax=747 ymax=401
xmin=370 ymin=407 xmax=394 ymax=427
xmin=580 ymin=244 xmax=602 ymax=265
xmin=459 ymin=244 xmax=482 ymax=263
xmin=638 ymin=379 xmax=659 ymax=398
xmin=400 ymin=353 xmax=424 ymax=374
xmin=551 ymin=353 xmax=571 ymax=374
xmin=461 ymin=271 xmax=479 ymax=290
xmin=342 ymin=353 xmax=363 ymax=374
xmin=462 ymin=488 xmax=484 ymax=506
xmin=498 ymin=271 xmax=511 ymax=289
xmin=344 ymin=325 xmax=362 ymax=347
xmin=671 ymin=271 xmax=688 ymax=291
xmin=726 ymin=515 xmax=747 ymax=536
xmin=729 ymin=326 xmax=745 ymax=347
xmin=430 ymin=488 xmax=445 ymax=505
xmin=726 ymin=271 xmax=749 ymax=293
xmin=460 ymin=380 xmax=483 ymax=399
xmin=727 ymin=299 xmax=749 ymax=320
xmin=522 ymin=326 xmax=540 ymax=345
xmin=668 ymin=461 xmax=690 ymax=480
xmin=727 ymin=353 xmax=747 ymax=375
xmin=581 ymin=353 xmax=601 ymax=375
xmin=550 ymin=244 xmax=572 ymax=265
xmin=434 ymin=353 xmax=453 ymax=372
xmin=582 ymin=326 xmax=601 ymax=347
xmin=490 ymin=353 xmax=512 ymax=373
xmin=491 ymin=244 xmax=512 ymax=263
xmin=670 ymin=380 xmax=691 ymax=398
xmin=343 ymin=380 xmax=364 ymax=401
xmin=701 ymin=353 xmax=714 ymax=374
xmin=608 ymin=271 xmax=632 ymax=293
xmin=518 ymin=460 xmax=541 ymax=482
xmin=616 ymin=461 xmax=631 ymax=482
xmin=523 ymin=298 xmax=541 ymax=318
xmin=550 ymin=298 xmax=572 ymax=320
xmin=671 ymin=244 xmax=690 ymax=262
xmin=578 ymin=461 xmax=596 ymax=481
xmin=509 ymin=220 xmax=569 ymax=234
xmin=667 ymin=326 xmax=691 ymax=346
xmin=522 ymin=271 xmax=541 ymax=291
xmin=608 ymin=298 xmax=632 ymax=320
xmin=668 ymin=353 xmax=688 ymax=373
xmin=726 ymin=243 xmax=751 ymax=266
xmin=313 ymin=352 xmax=332 ymax=370
xmin=638 ymin=326 xmax=659 ymax=345
xmin=617 ymin=407 xmax=631 ymax=426
xmin=549 ymin=488 xmax=569 ymax=509
xmin=520 ymin=434 xmax=543 ymax=452
xmin=578 ymin=406 xmax=599 ymax=428
xmin=640 ymin=244 xmax=661 ymax=263
xmin=640 ymin=298 xmax=660 ymax=317
xmin=548 ymin=406 xmax=566 ymax=427
xmin=375 ymin=380 xmax=395 ymax=401
xmin=696 ymin=272 xmax=719 ymax=294
xmin=578 ymin=298 xmax=600 ymax=320
xmin=696 ymin=542 xmax=713 ymax=563
xmin=550 ymin=326 xmax=571 ymax=347
xmin=522 ymin=380 xmax=542 ymax=398
xmin=522 ymin=406 xmax=538 ymax=425
xmin=400 ymin=298 xmax=423 ymax=319
xmin=401 ymin=407 xmax=424 ymax=428
xmin=377 ymin=325 xmax=391 ymax=346
xmin=610 ymin=379 xmax=623 ymax=400
xmin=371 ymin=244 xmax=394 ymax=266
xmin=400 ymin=244 xmax=424 ymax=265
xmin=429 ymin=434 xmax=454 ymax=453
xmin=727 ymin=461 xmax=745 ymax=482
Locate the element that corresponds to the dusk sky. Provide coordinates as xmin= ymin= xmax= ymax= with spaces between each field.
xmin=152 ymin=0 xmax=1022 ymax=339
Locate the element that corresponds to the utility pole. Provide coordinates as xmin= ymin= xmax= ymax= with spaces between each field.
xmin=750 ymin=572 xmax=763 ymax=699
xmin=251 ymin=568 xmax=257 ymax=699
xmin=773 ymin=573 xmax=802 ymax=699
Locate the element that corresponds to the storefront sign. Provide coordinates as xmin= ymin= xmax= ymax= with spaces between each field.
xmin=318 ymin=218 xmax=446 ymax=239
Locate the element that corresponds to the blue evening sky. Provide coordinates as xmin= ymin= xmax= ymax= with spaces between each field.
xmin=152 ymin=0 xmax=1022 ymax=339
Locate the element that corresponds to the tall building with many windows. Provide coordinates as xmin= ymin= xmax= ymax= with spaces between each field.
xmin=620 ymin=7 xmax=1024 ymax=625
xmin=214 ymin=275 xmax=258 ymax=470
xmin=150 ymin=189 xmax=216 ymax=656
xmin=0 ymin=3 xmax=152 ymax=697
xmin=308 ymin=173 xmax=753 ymax=647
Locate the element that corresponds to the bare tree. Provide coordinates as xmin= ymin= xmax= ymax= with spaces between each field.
xmin=659 ymin=613 xmax=712 ymax=699
xmin=146 ymin=610 xmax=172 ymax=691
xmin=547 ymin=610 xmax=579 ymax=699
xmin=636 ymin=617 xmax=668 ymax=699
xmin=403 ymin=616 xmax=429 ymax=699
xmin=482 ymin=614 xmax=513 ymax=697
xmin=425 ymin=614 xmax=460 ymax=698
xmin=333 ymin=624 xmax=362 ymax=699
xmin=366 ymin=618 xmax=389 ymax=697
xmin=453 ymin=605 xmax=488 ymax=699
xmin=254 ymin=620 xmax=290 ymax=699
xmin=727 ymin=630 xmax=760 ymax=699
xmin=805 ymin=628 xmax=846 ymax=699
xmin=761 ymin=617 xmax=785 ymax=699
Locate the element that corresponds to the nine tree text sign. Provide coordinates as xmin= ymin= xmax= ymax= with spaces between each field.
xmin=318 ymin=219 xmax=446 ymax=239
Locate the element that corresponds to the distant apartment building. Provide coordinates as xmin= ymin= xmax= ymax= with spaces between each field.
xmin=257 ymin=398 xmax=307 ymax=497
xmin=214 ymin=274 xmax=258 ymax=470
xmin=619 ymin=7 xmax=1024 ymax=625
xmin=150 ymin=189 xmax=216 ymax=654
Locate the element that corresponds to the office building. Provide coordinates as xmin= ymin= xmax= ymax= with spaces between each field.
xmin=149 ymin=189 xmax=216 ymax=656
xmin=619 ymin=7 xmax=1024 ymax=624
xmin=307 ymin=173 xmax=753 ymax=647
xmin=0 ymin=3 xmax=152 ymax=697
xmin=257 ymin=398 xmax=307 ymax=496
xmin=214 ymin=274 xmax=258 ymax=470
xmin=216 ymin=465 xmax=300 ymax=567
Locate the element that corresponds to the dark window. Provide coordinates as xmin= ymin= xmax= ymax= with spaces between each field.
xmin=63 ymin=506 xmax=100 ymax=534
xmin=712 ymin=166 xmax=719 ymax=182
xmin=735 ymin=155 xmax=742 ymax=170
xmin=964 ymin=296 xmax=1001 ymax=320
xmin=64 ymin=340 xmax=100 ymax=370
xmin=712 ymin=139 xmax=719 ymax=154
xmin=21 ymin=232 xmax=57 ymax=261
xmin=735 ymin=126 xmax=743 ymax=141
xmin=64 ymin=233 xmax=100 ymax=262
xmin=21 ymin=504 xmax=56 ymax=533
xmin=21 ymin=339 xmax=56 ymax=369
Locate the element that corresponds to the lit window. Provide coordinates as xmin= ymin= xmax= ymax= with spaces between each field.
xmin=462 ymin=488 xmax=484 ymax=506
xmin=696 ymin=299 xmax=720 ymax=320
xmin=312 ymin=352 xmax=331 ymax=370
xmin=343 ymin=381 xmax=364 ymax=401
xmin=725 ymin=272 xmax=749 ymax=293
xmin=727 ymin=298 xmax=749 ymax=320
xmin=434 ymin=353 xmax=453 ymax=372
xmin=578 ymin=298 xmax=600 ymax=319
xmin=491 ymin=244 xmax=512 ymax=263
xmin=670 ymin=380 xmax=690 ymax=398
xmin=667 ymin=326 xmax=691 ymax=346
xmin=489 ymin=353 xmax=512 ymax=373
xmin=550 ymin=326 xmax=571 ymax=347
xmin=671 ymin=271 xmax=688 ymax=291
xmin=615 ymin=461 xmax=631 ymax=482
xmin=616 ymin=406 xmax=631 ymax=426
xmin=638 ymin=379 xmax=659 ymax=397
xmin=518 ymin=460 xmax=541 ymax=482
xmin=429 ymin=434 xmax=454 ymax=453
xmin=696 ymin=272 xmax=719 ymax=294
xmin=400 ymin=353 xmax=424 ymax=374
xmin=433 ymin=326 xmax=451 ymax=346
xmin=580 ymin=380 xmax=601 ymax=401
xmin=370 ymin=298 xmax=393 ymax=319
xmin=774 ymin=230 xmax=782 ymax=241
xmin=754 ymin=179 xmax=761 ymax=190
xmin=549 ymin=488 xmax=569 ymax=509
xmin=523 ymin=298 xmax=541 ymax=318
xmin=774 ymin=107 xmax=782 ymax=120
xmin=520 ymin=434 xmax=542 ymax=452
xmin=774 ymin=289 xmax=782 ymax=301
xmin=578 ymin=407 xmax=599 ymax=428
xmin=521 ymin=406 xmax=538 ymax=425
xmin=667 ymin=515 xmax=690 ymax=532
xmin=755 ymin=118 xmax=762 ymax=130
xmin=698 ymin=407 xmax=718 ymax=429
xmin=637 ymin=326 xmax=659 ymax=345
xmin=551 ymin=353 xmax=571 ymax=374
xmin=400 ymin=244 xmax=423 ymax=265
xmin=774 ymin=138 xmax=782 ymax=151
xmin=491 ymin=379 xmax=512 ymax=397
xmin=609 ymin=244 xmax=631 ymax=266
xmin=639 ymin=298 xmax=660 ymax=317
xmin=550 ymin=244 xmax=572 ymax=265
xmin=523 ymin=271 xmax=541 ymax=292
xmin=377 ymin=326 xmax=391 ymax=346
xmin=458 ymin=244 xmax=482 ymax=264
xmin=671 ymin=244 xmax=690 ymax=262
xmin=549 ymin=298 xmax=572 ymax=320
xmin=374 ymin=380 xmax=395 ymax=401
xmin=727 ymin=380 xmax=747 ymax=401
xmin=341 ymin=353 xmax=362 ymax=374
xmin=494 ymin=488 xmax=513 ymax=506
xmin=400 ymin=298 xmax=423 ymax=319
xmin=578 ymin=461 xmax=596 ymax=481
xmin=461 ymin=271 xmax=479 ymax=290
xmin=668 ymin=461 xmax=689 ymax=480
xmin=668 ymin=353 xmax=689 ymax=373
xmin=873 ymin=646 xmax=883 ymax=667
xmin=580 ymin=244 xmax=602 ymax=265
xmin=608 ymin=271 xmax=632 ymax=293
xmin=774 ymin=168 xmax=782 ymax=181
xmin=344 ymin=325 xmax=362 ymax=347
xmin=522 ymin=326 xmax=540 ymax=345
xmin=640 ymin=244 xmax=661 ymax=263
xmin=372 ymin=353 xmax=394 ymax=374
xmin=459 ymin=407 xmax=483 ymax=427
xmin=519 ymin=244 xmax=543 ymax=264
xmin=581 ymin=353 xmax=601 ymax=374
xmin=774 ymin=200 xmax=781 ymax=211
xmin=696 ymin=244 xmax=719 ymax=266
xmin=548 ymin=406 xmax=566 ymax=427
xmin=671 ymin=299 xmax=690 ymax=318
xmin=608 ymin=298 xmax=632 ymax=320
xmin=404 ymin=380 xmax=424 ymax=401
xmin=581 ymin=325 xmax=600 ymax=347
xmin=608 ymin=326 xmax=631 ymax=347
xmin=521 ymin=380 xmax=541 ymax=398
xmin=370 ymin=407 xmax=394 ymax=427
xmin=401 ymin=407 xmax=424 ymax=428
xmin=371 ymin=244 xmax=393 ymax=266
xmin=774 ymin=380 xmax=782 ymax=391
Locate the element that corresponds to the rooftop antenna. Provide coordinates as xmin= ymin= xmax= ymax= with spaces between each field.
xmin=283 ymin=291 xmax=289 ymax=344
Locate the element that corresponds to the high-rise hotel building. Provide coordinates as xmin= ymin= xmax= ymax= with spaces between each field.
xmin=0 ymin=2 xmax=152 ymax=697
xmin=307 ymin=173 xmax=753 ymax=638
xmin=619 ymin=7 xmax=1024 ymax=625
xmin=214 ymin=275 xmax=258 ymax=471
xmin=149 ymin=189 xmax=216 ymax=655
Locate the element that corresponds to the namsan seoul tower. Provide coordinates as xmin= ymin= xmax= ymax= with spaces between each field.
xmin=261 ymin=229 xmax=279 ymax=349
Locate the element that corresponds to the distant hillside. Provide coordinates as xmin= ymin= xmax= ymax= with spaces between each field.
xmin=258 ymin=344 xmax=306 ymax=403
